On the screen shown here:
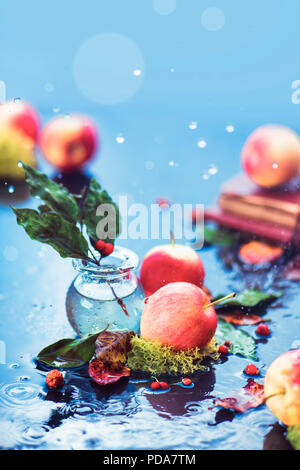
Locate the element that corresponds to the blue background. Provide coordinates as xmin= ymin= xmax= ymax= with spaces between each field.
xmin=1 ymin=0 xmax=300 ymax=210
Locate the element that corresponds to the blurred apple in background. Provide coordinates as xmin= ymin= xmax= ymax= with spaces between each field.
xmin=0 ymin=100 xmax=40 ymax=142
xmin=264 ymin=349 xmax=300 ymax=426
xmin=39 ymin=114 xmax=98 ymax=172
xmin=140 ymin=243 xmax=205 ymax=296
xmin=241 ymin=125 xmax=300 ymax=188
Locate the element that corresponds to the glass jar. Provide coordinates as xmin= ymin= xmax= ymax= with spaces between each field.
xmin=66 ymin=246 xmax=145 ymax=336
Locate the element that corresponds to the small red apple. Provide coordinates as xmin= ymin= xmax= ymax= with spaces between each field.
xmin=140 ymin=244 xmax=205 ymax=296
xmin=140 ymin=282 xmax=217 ymax=351
xmin=0 ymin=100 xmax=40 ymax=142
xmin=264 ymin=349 xmax=300 ymax=426
xmin=39 ymin=114 xmax=98 ymax=171
xmin=241 ymin=125 xmax=300 ymax=187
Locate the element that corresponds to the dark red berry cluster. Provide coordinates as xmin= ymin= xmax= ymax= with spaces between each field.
xmin=95 ymin=240 xmax=114 ymax=257
xmin=150 ymin=381 xmax=169 ymax=391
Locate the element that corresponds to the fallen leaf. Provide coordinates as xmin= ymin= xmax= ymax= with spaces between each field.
xmin=88 ymin=358 xmax=130 ymax=385
xmin=35 ymin=331 xmax=102 ymax=368
xmin=214 ymin=378 xmax=264 ymax=413
xmin=213 ymin=289 xmax=283 ymax=309
xmin=219 ymin=313 xmax=267 ymax=325
xmin=215 ymin=319 xmax=258 ymax=360
xmin=95 ymin=330 xmax=133 ymax=369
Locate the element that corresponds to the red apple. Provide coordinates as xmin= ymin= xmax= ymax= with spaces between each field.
xmin=140 ymin=282 xmax=217 ymax=351
xmin=140 ymin=244 xmax=205 ymax=296
xmin=0 ymin=100 xmax=40 ymax=142
xmin=39 ymin=114 xmax=98 ymax=171
xmin=241 ymin=125 xmax=300 ymax=187
xmin=264 ymin=349 xmax=300 ymax=426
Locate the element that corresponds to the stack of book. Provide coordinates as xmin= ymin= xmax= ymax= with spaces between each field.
xmin=205 ymin=173 xmax=300 ymax=243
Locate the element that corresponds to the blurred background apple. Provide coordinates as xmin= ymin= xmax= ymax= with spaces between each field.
xmin=0 ymin=100 xmax=40 ymax=142
xmin=241 ymin=125 xmax=300 ymax=188
xmin=39 ymin=114 xmax=98 ymax=172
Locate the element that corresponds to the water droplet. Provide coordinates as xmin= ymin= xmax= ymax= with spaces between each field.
xmin=188 ymin=121 xmax=197 ymax=130
xmin=17 ymin=161 xmax=23 ymax=167
xmin=53 ymin=106 xmax=60 ymax=113
xmin=226 ymin=124 xmax=235 ymax=133
xmin=153 ymin=0 xmax=177 ymax=15
xmin=133 ymin=69 xmax=142 ymax=77
xmin=14 ymin=97 xmax=21 ymax=103
xmin=272 ymin=162 xmax=278 ymax=169
xmin=208 ymin=164 xmax=218 ymax=175
xmin=170 ymin=67 xmax=175 ymax=73
xmin=44 ymin=82 xmax=54 ymax=93
xmin=8 ymin=185 xmax=15 ymax=193
xmin=197 ymin=139 xmax=207 ymax=149
xmin=169 ymin=160 xmax=175 ymax=167
xmin=202 ymin=172 xmax=210 ymax=180
xmin=18 ymin=376 xmax=30 ymax=382
xmin=9 ymin=363 xmax=20 ymax=369
xmin=116 ymin=134 xmax=125 ymax=144
xmin=145 ymin=160 xmax=154 ymax=170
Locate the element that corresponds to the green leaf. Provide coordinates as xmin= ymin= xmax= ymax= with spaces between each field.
xmin=22 ymin=163 xmax=79 ymax=223
xmin=215 ymin=319 xmax=258 ymax=360
xmin=287 ymin=425 xmax=300 ymax=450
xmin=12 ymin=207 xmax=89 ymax=259
xmin=204 ymin=226 xmax=239 ymax=246
xmin=213 ymin=289 xmax=283 ymax=308
xmin=35 ymin=331 xmax=102 ymax=368
xmin=81 ymin=178 xmax=121 ymax=244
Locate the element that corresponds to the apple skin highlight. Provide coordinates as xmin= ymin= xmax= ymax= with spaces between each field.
xmin=140 ymin=244 xmax=205 ymax=297
xmin=140 ymin=282 xmax=217 ymax=351
xmin=264 ymin=349 xmax=300 ymax=426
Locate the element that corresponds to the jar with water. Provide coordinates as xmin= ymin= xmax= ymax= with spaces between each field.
xmin=66 ymin=246 xmax=145 ymax=336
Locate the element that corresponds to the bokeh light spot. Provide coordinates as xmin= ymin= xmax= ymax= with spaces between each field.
xmin=201 ymin=7 xmax=225 ymax=32
xmin=152 ymin=0 xmax=176 ymax=15
xmin=73 ymin=33 xmax=145 ymax=105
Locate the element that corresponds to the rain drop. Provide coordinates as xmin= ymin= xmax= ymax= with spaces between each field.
xmin=116 ymin=134 xmax=125 ymax=144
xmin=8 ymin=185 xmax=15 ymax=193
xmin=189 ymin=122 xmax=197 ymax=130
xmin=272 ymin=162 xmax=278 ymax=169
xmin=226 ymin=125 xmax=235 ymax=133
xmin=197 ymin=139 xmax=207 ymax=149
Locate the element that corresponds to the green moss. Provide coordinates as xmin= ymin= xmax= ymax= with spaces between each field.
xmin=287 ymin=425 xmax=300 ymax=450
xmin=127 ymin=336 xmax=220 ymax=375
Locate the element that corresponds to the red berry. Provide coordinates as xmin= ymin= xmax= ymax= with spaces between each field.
xmin=102 ymin=243 xmax=114 ymax=257
xmin=218 ymin=344 xmax=229 ymax=355
xmin=182 ymin=378 xmax=192 ymax=386
xmin=256 ymin=323 xmax=270 ymax=337
xmin=150 ymin=381 xmax=161 ymax=390
xmin=244 ymin=364 xmax=259 ymax=376
xmin=159 ymin=381 xmax=169 ymax=390
xmin=95 ymin=240 xmax=106 ymax=253
xmin=224 ymin=340 xmax=231 ymax=347
xmin=46 ymin=369 xmax=64 ymax=389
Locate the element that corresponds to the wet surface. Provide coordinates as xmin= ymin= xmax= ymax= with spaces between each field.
xmin=0 ymin=123 xmax=298 ymax=450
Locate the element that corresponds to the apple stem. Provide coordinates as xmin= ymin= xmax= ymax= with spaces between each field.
xmin=170 ymin=231 xmax=175 ymax=246
xmin=263 ymin=391 xmax=285 ymax=403
xmin=203 ymin=292 xmax=236 ymax=310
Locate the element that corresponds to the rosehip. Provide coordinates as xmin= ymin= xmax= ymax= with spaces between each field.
xmin=150 ymin=381 xmax=161 ymax=390
xmin=182 ymin=378 xmax=192 ymax=386
xmin=224 ymin=340 xmax=231 ymax=347
xmin=46 ymin=369 xmax=64 ymax=389
xmin=218 ymin=345 xmax=229 ymax=355
xmin=95 ymin=240 xmax=106 ymax=253
xmin=159 ymin=381 xmax=169 ymax=390
xmin=256 ymin=323 xmax=270 ymax=337
xmin=244 ymin=364 xmax=259 ymax=376
xmin=102 ymin=243 xmax=114 ymax=257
